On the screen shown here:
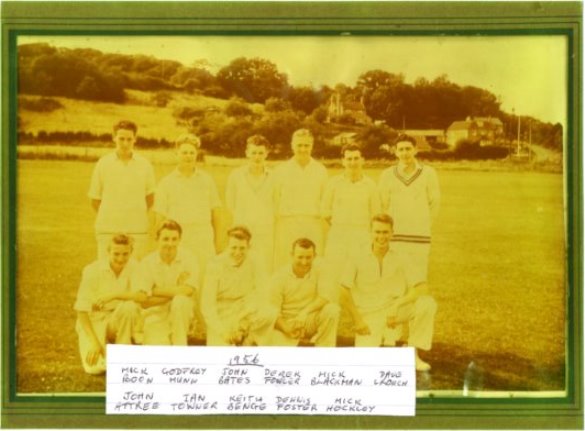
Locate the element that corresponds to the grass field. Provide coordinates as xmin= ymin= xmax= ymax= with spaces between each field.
xmin=15 ymin=159 xmax=566 ymax=394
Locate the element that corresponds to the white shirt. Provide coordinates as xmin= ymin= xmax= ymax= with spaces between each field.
xmin=154 ymin=168 xmax=221 ymax=226
xmin=88 ymin=152 xmax=155 ymax=233
xmin=340 ymin=246 xmax=423 ymax=313
xmin=74 ymin=258 xmax=139 ymax=313
xmin=201 ymin=253 xmax=268 ymax=332
xmin=225 ymin=165 xmax=276 ymax=228
xmin=271 ymin=260 xmax=326 ymax=320
xmin=135 ymin=247 xmax=200 ymax=296
xmin=322 ymin=173 xmax=381 ymax=228
xmin=274 ymin=158 xmax=327 ymax=217
xmin=378 ymin=162 xmax=440 ymax=239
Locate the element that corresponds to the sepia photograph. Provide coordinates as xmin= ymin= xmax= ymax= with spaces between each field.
xmin=14 ymin=32 xmax=567 ymax=394
xmin=1 ymin=1 xmax=582 ymax=429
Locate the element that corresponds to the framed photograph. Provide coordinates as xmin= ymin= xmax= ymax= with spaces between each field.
xmin=1 ymin=1 xmax=583 ymax=429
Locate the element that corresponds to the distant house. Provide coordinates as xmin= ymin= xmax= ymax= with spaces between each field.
xmin=326 ymin=92 xmax=372 ymax=125
xmin=401 ymin=129 xmax=446 ymax=151
xmin=447 ymin=116 xmax=504 ymax=147
xmin=331 ymin=132 xmax=358 ymax=147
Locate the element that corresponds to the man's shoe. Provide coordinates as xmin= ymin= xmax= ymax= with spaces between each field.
xmin=415 ymin=356 xmax=431 ymax=372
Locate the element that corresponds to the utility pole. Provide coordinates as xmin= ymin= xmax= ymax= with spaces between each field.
xmin=516 ymin=114 xmax=521 ymax=156
xmin=528 ymin=120 xmax=532 ymax=162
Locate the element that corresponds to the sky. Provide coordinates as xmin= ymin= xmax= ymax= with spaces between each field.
xmin=19 ymin=35 xmax=568 ymax=126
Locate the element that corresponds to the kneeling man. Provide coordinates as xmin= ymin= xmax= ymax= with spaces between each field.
xmin=340 ymin=213 xmax=437 ymax=371
xmin=270 ymin=238 xmax=339 ymax=347
xmin=201 ymin=226 xmax=276 ymax=346
xmin=134 ymin=220 xmax=199 ymax=345
xmin=74 ymin=234 xmax=143 ymax=375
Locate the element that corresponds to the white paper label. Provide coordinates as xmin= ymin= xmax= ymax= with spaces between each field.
xmin=106 ymin=345 xmax=415 ymax=416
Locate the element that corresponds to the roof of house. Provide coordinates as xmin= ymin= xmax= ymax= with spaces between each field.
xmin=403 ymin=129 xmax=445 ymax=137
xmin=448 ymin=121 xmax=472 ymax=131
xmin=472 ymin=116 xmax=504 ymax=126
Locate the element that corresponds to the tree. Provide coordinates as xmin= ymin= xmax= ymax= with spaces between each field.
xmin=264 ymin=97 xmax=291 ymax=112
xmin=355 ymin=124 xmax=397 ymax=158
xmin=224 ymin=98 xmax=253 ymax=117
xmin=357 ymin=70 xmax=407 ymax=126
xmin=217 ymin=57 xmax=288 ymax=103
xmin=287 ymin=86 xmax=321 ymax=115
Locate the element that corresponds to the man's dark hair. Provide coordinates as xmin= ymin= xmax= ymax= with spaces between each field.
xmin=246 ymin=134 xmax=270 ymax=150
xmin=113 ymin=120 xmax=138 ymax=135
xmin=227 ymin=225 xmax=252 ymax=243
xmin=340 ymin=143 xmax=362 ymax=158
xmin=110 ymin=233 xmax=134 ymax=247
xmin=393 ymin=134 xmax=417 ymax=147
xmin=156 ymin=219 xmax=183 ymax=239
xmin=371 ymin=213 xmax=394 ymax=229
xmin=291 ymin=237 xmax=316 ymax=252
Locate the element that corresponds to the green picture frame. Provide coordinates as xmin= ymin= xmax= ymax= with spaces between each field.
xmin=1 ymin=1 xmax=582 ymax=429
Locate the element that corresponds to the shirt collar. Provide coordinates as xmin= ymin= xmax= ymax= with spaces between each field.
xmin=156 ymin=248 xmax=185 ymax=265
xmin=173 ymin=167 xmax=200 ymax=178
xmin=114 ymin=151 xmax=137 ymax=162
xmin=397 ymin=160 xmax=421 ymax=175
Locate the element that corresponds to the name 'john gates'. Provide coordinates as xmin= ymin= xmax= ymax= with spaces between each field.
xmin=161 ymin=367 xmax=207 ymax=385
xmin=264 ymin=368 xmax=301 ymax=385
xmin=310 ymin=371 xmax=362 ymax=386
xmin=219 ymin=367 xmax=251 ymax=384
xmin=170 ymin=393 xmax=219 ymax=412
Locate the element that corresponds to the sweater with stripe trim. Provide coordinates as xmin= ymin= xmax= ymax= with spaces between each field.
xmin=378 ymin=162 xmax=440 ymax=242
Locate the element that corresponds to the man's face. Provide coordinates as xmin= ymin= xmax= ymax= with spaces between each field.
xmin=108 ymin=243 xmax=132 ymax=273
xmin=371 ymin=221 xmax=393 ymax=248
xmin=342 ymin=149 xmax=364 ymax=173
xmin=113 ymin=129 xmax=136 ymax=156
xmin=226 ymin=237 xmax=249 ymax=266
xmin=177 ymin=143 xmax=198 ymax=166
xmin=157 ymin=228 xmax=181 ymax=255
xmin=291 ymin=245 xmax=315 ymax=276
xmin=291 ymin=136 xmax=313 ymax=160
xmin=395 ymin=141 xmax=417 ymax=165
xmin=246 ymin=144 xmax=267 ymax=166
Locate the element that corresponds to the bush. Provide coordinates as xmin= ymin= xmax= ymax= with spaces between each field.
xmin=264 ymin=97 xmax=291 ymax=112
xmin=225 ymin=98 xmax=253 ymax=117
xmin=311 ymin=106 xmax=328 ymax=124
xmin=151 ymin=91 xmax=173 ymax=107
xmin=173 ymin=105 xmax=207 ymax=122
xmin=19 ymin=97 xmax=63 ymax=112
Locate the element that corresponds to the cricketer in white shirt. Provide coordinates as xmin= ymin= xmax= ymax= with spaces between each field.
xmin=201 ymin=226 xmax=276 ymax=346
xmin=378 ymin=136 xmax=440 ymax=280
xmin=274 ymin=129 xmax=328 ymax=268
xmin=226 ymin=135 xmax=276 ymax=273
xmin=340 ymin=214 xmax=436 ymax=371
xmin=88 ymin=121 xmax=155 ymax=259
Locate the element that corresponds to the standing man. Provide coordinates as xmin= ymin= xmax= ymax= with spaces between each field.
xmin=88 ymin=120 xmax=155 ymax=259
xmin=73 ymin=234 xmax=143 ymax=375
xmin=340 ymin=214 xmax=437 ymax=371
xmin=274 ymin=129 xmax=328 ymax=267
xmin=322 ymin=143 xmax=381 ymax=264
xmin=378 ymin=134 xmax=440 ymax=279
xmin=269 ymin=238 xmax=339 ymax=347
xmin=201 ymin=226 xmax=276 ymax=346
xmin=225 ymin=135 xmax=276 ymax=272
xmin=134 ymin=220 xmax=199 ymax=346
xmin=154 ymin=133 xmax=222 ymax=272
